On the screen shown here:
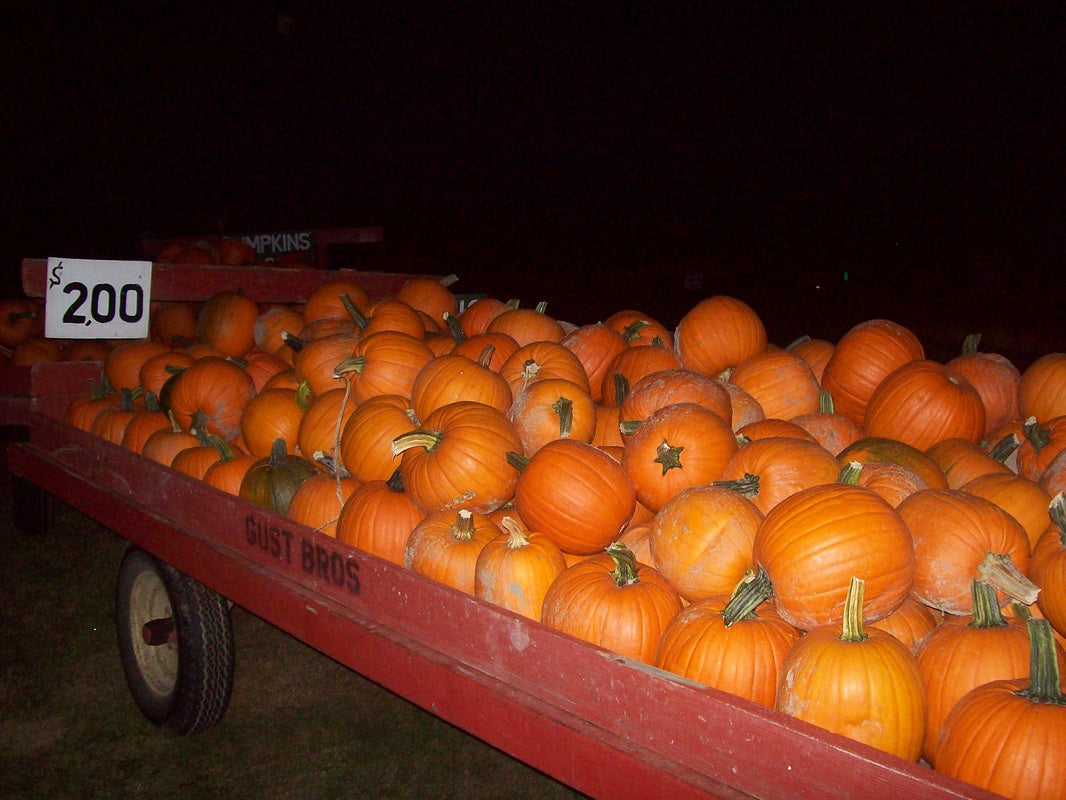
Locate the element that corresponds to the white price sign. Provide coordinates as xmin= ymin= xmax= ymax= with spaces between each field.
xmin=44 ymin=258 xmax=152 ymax=339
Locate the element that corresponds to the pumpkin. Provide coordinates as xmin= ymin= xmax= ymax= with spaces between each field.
xmin=339 ymin=393 xmax=417 ymax=483
xmin=335 ymin=468 xmax=424 ymax=565
xmin=455 ymin=296 xmax=514 ymax=337
xmin=719 ymin=436 xmax=843 ymax=515
xmin=172 ymin=430 xmax=229 ymax=481
xmin=355 ymin=298 xmax=428 ymax=339
xmin=287 ymin=469 xmax=359 ymax=538
xmin=295 ymin=386 xmax=356 ymax=473
xmin=899 ymin=488 xmax=1035 ymax=615
xmin=926 ymin=436 xmax=1014 ymax=489
xmin=288 ymin=331 xmax=359 ymax=397
xmin=621 ymin=402 xmax=738 ymax=513
xmin=649 ymin=478 xmax=762 ymax=602
xmin=674 ymin=295 xmax=767 ymax=378
xmin=945 ymin=333 xmax=1021 ymax=438
xmin=104 ymin=340 xmax=171 ymax=394
xmin=202 ymin=438 xmax=259 ymax=495
xmin=752 ymin=483 xmax=915 ymax=630
xmin=599 ymin=343 xmax=682 ymax=406
xmin=864 ymin=360 xmax=985 ymax=450
xmin=1018 ymin=352 xmax=1066 ymax=423
xmin=935 ymin=619 xmax=1066 ymax=799
xmin=617 ymin=368 xmax=733 ymax=429
xmin=718 ymin=381 xmax=765 ymax=431
xmin=866 ymin=596 xmax=940 ymax=655
xmin=499 ymin=340 xmax=591 ymax=398
xmin=301 ymin=280 xmax=371 ymax=323
xmin=603 ymin=309 xmax=673 ymax=348
xmin=785 ymin=335 xmax=834 ymax=383
xmin=735 ymin=418 xmax=816 ymax=443
xmin=507 ymin=377 xmax=596 ymax=456
xmin=728 ymin=348 xmax=821 ymax=420
xmin=89 ymin=388 xmax=140 ymax=445
xmin=775 ymin=577 xmax=926 ymax=761
xmin=837 ymin=459 xmax=929 ymax=508
xmin=218 ymin=237 xmax=257 ymax=266
xmin=1016 ymin=415 xmax=1066 ymax=483
xmin=137 ymin=350 xmax=195 ymax=400
xmin=120 ymin=392 xmax=171 ymax=453
xmin=239 ymin=349 xmax=291 ymax=393
xmin=196 ymin=290 xmax=260 ymax=358
xmin=511 ymin=438 xmax=635 ymax=555
xmin=838 ymin=436 xmax=949 ymax=489
xmin=448 ymin=331 xmax=520 ymax=370
xmin=342 ymin=330 xmax=434 ymax=405
xmin=474 ymin=515 xmax=567 ymax=622
xmin=486 ymin=301 xmax=565 ymax=346
xmin=392 ymin=401 xmax=522 ymax=515
xmin=238 ymin=438 xmax=320 ymax=514
xmin=961 ymin=471 xmax=1052 ymax=550
xmin=541 ymin=542 xmax=683 ymax=665
xmin=253 ymin=305 xmax=305 ymax=356
xmin=655 ymin=575 xmax=801 ymax=708
xmin=140 ymin=411 xmax=199 ymax=466
xmin=0 ymin=297 xmax=41 ymax=348
xmin=1031 ymin=493 xmax=1066 ymax=638
xmin=916 ymin=580 xmax=1057 ymax=766
xmin=150 ymin=301 xmax=199 ymax=348
xmin=591 ymin=400 xmax=626 ymax=449
xmin=394 ymin=275 xmax=459 ymax=325
xmin=65 ymin=380 xmax=119 ymax=432
xmin=238 ymin=387 xmax=304 ymax=458
xmin=560 ymin=322 xmax=628 ymax=403
xmin=409 ymin=349 xmax=513 ymax=421
xmin=167 ymin=356 xmax=257 ymax=442
xmin=820 ymin=318 xmax=924 ymax=425
xmin=789 ymin=390 xmax=865 ymax=454
xmin=404 ymin=508 xmax=500 ymax=595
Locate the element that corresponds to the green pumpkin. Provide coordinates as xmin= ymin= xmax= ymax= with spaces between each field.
xmin=239 ymin=438 xmax=319 ymax=514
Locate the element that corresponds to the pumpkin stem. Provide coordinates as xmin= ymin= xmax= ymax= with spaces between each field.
xmin=311 ymin=450 xmax=351 ymax=478
xmin=960 ymin=332 xmax=982 ymax=355
xmin=613 ymin=373 xmax=630 ymax=405
xmin=451 ymin=509 xmax=476 ymax=541
xmin=650 ymin=335 xmax=665 ymax=348
xmin=500 ymin=516 xmax=531 ymax=549
xmin=189 ymin=409 xmax=211 ymax=437
xmin=505 ymin=451 xmax=530 ymax=472
xmin=988 ymin=432 xmax=1022 ymax=463
xmin=717 ymin=366 xmax=734 ymax=381
xmin=785 ymin=334 xmax=811 ymax=350
xmin=618 ymin=419 xmax=642 ymax=436
xmin=976 ymin=552 xmax=1041 ymax=606
xmin=332 ymin=356 xmax=366 ymax=379
xmin=654 ymin=439 xmax=684 ymax=475
xmin=385 ymin=466 xmax=406 ymax=492
xmin=280 ymin=331 xmax=307 ymax=352
xmin=968 ymin=579 xmax=1008 ymax=629
xmin=1015 ymin=618 xmax=1066 ymax=706
xmin=392 ymin=428 xmax=443 ymax=456
xmin=269 ymin=437 xmax=288 ymax=466
xmin=295 ymin=380 xmax=314 ymax=412
xmin=477 ymin=345 xmax=497 ymax=368
xmin=520 ymin=358 xmax=541 ymax=391
xmin=710 ymin=473 xmax=760 ymax=498
xmin=1023 ymin=416 xmax=1049 ymax=452
xmin=208 ymin=434 xmax=237 ymax=462
xmin=722 ymin=567 xmax=773 ymax=626
xmin=534 ymin=301 xmax=549 ymax=315
xmin=604 ymin=541 xmax=640 ymax=586
xmin=143 ymin=390 xmax=163 ymax=413
xmin=443 ymin=311 xmax=467 ymax=342
xmin=818 ymin=389 xmax=836 ymax=415
xmin=622 ymin=319 xmax=650 ymax=344
xmin=1050 ymin=492 xmax=1066 ymax=548
xmin=340 ymin=294 xmax=370 ymax=328
xmin=839 ymin=576 xmax=869 ymax=643
xmin=551 ymin=396 xmax=574 ymax=438
xmin=837 ymin=460 xmax=863 ymax=485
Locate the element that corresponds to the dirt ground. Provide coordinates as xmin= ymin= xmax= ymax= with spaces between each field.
xmin=0 ymin=428 xmax=587 ymax=800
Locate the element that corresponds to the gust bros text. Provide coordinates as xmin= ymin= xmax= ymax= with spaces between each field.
xmin=244 ymin=514 xmax=360 ymax=594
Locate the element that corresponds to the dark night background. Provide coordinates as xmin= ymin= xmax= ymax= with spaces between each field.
xmin=5 ymin=3 xmax=1065 ymax=365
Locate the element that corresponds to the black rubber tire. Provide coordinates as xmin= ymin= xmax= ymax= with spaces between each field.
xmin=115 ymin=546 xmax=234 ymax=735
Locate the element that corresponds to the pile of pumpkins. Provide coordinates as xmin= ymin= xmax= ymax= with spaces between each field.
xmin=52 ymin=276 xmax=1066 ymax=799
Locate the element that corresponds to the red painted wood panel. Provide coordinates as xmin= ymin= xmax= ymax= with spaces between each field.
xmin=5 ymin=412 xmax=1004 ymax=800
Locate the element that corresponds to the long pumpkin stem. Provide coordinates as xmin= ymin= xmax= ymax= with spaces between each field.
xmin=988 ymin=432 xmax=1022 ymax=463
xmin=969 ymin=579 xmax=1007 ymax=629
xmin=1049 ymin=492 xmax=1066 ymax=548
xmin=722 ymin=567 xmax=773 ymax=627
xmin=392 ymin=428 xmax=444 ymax=456
xmin=505 ymin=451 xmax=530 ymax=472
xmin=551 ymin=396 xmax=574 ymax=438
xmin=500 ymin=516 xmax=530 ymax=549
xmin=839 ymin=577 xmax=869 ymax=643
xmin=837 ymin=460 xmax=863 ymax=485
xmin=710 ymin=473 xmax=760 ymax=498
xmin=976 ymin=552 xmax=1041 ymax=606
xmin=605 ymin=542 xmax=640 ymax=586
xmin=1016 ymin=618 xmax=1066 ymax=706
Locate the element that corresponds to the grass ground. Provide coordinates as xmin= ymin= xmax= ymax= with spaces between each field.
xmin=0 ymin=430 xmax=587 ymax=800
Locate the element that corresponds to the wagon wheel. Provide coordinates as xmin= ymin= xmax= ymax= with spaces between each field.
xmin=115 ymin=546 xmax=234 ymax=735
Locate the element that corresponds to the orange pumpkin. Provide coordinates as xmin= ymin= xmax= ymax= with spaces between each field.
xmin=474 ymin=515 xmax=567 ymax=622
xmin=961 ymin=471 xmax=1052 ymax=550
xmin=599 ymin=344 xmax=682 ymax=406
xmin=602 ymin=309 xmax=673 ymax=348
xmin=339 ymin=394 xmax=417 ymax=483
xmin=455 ymin=296 xmax=514 ymax=337
xmin=753 ymin=484 xmax=914 ymax=631
xmin=287 ymin=472 xmax=360 ymax=538
xmin=719 ymin=436 xmax=843 ymax=515
xmin=404 ymin=508 xmax=500 ymax=595
xmin=1031 ymin=493 xmax=1066 ymax=638
xmin=617 ymin=368 xmax=733 ymax=428
xmin=926 ymin=436 xmax=1014 ymax=489
xmin=343 ymin=330 xmax=434 ymax=405
xmin=507 ymin=377 xmax=596 ymax=456
xmin=541 ymin=543 xmax=683 ymax=665
xmin=728 ymin=348 xmax=821 ymax=420
xmin=560 ymin=322 xmax=627 ymax=403
xmin=253 ymin=305 xmax=305 ymax=356
xmin=674 ymin=295 xmax=767 ymax=378
xmin=104 ymin=340 xmax=172 ymax=394
xmin=945 ymin=333 xmax=1021 ymax=438
xmin=499 ymin=340 xmax=591 ymax=398
xmin=394 ymin=275 xmax=459 ymax=325
xmin=196 ymin=290 xmax=260 ymax=358
xmin=301 ymin=280 xmax=371 ymax=323
xmin=408 ymin=350 xmax=512 ymax=421
xmin=785 ymin=335 xmax=834 ymax=383
xmin=335 ymin=469 xmax=424 ymax=566
xmin=486 ymin=301 xmax=565 ymax=346
xmin=239 ymin=387 xmax=304 ymax=458
xmin=167 ymin=356 xmax=257 ymax=442
xmin=1017 ymin=352 xmax=1066 ymax=423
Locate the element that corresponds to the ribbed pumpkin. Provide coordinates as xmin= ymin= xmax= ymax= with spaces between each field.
xmin=289 ymin=331 xmax=359 ymax=397
xmin=560 ymin=322 xmax=628 ymax=403
xmin=201 ymin=439 xmax=259 ymax=496
xmin=899 ymin=488 xmax=1035 ymax=615
xmin=105 ymin=340 xmax=172 ymax=393
xmin=674 ymin=295 xmax=767 ymax=378
xmin=649 ymin=479 xmax=762 ymax=602
xmin=511 ymin=438 xmax=636 ymax=556
xmin=621 ymin=402 xmax=738 ymax=513
xmin=775 ymin=577 xmax=926 ymax=761
xmin=599 ymin=344 xmax=682 ymax=406
xmin=120 ymin=392 xmax=172 ymax=453
xmin=167 ymin=356 xmax=257 ymax=442
xmin=455 ymin=296 xmax=513 ymax=337
xmin=301 ymin=279 xmax=371 ymax=323
xmin=238 ymin=438 xmax=319 ymax=514
xmin=296 ymin=386 xmax=357 ymax=473
xmin=1018 ymin=352 xmax=1066 ymax=423
xmin=820 ymin=318 xmax=924 ymax=425
xmin=1032 ymin=493 xmax=1066 ymax=638
xmin=718 ymin=381 xmax=765 ymax=431
xmin=339 ymin=330 xmax=435 ymax=405
xmin=485 ymin=301 xmax=565 ymax=346
xmin=838 ymin=436 xmax=949 ymax=489
xmin=864 ymin=360 xmax=985 ymax=450
xmin=499 ymin=340 xmax=591 ymax=398
xmin=735 ymin=418 xmax=816 ymax=443
xmin=449 ymin=331 xmax=520 ymax=371
xmin=507 ymin=378 xmax=596 ymax=456
xmin=655 ymin=577 xmax=801 ymax=708
xmin=786 ymin=335 xmax=835 ymax=383
xmin=404 ymin=509 xmax=501 ymax=595
xmin=238 ymin=387 xmax=304 ymax=458
xmin=474 ymin=516 xmax=567 ymax=622
xmin=728 ymin=348 xmax=820 ymax=421
xmin=335 ymin=469 xmax=424 ymax=565
xmin=253 ymin=305 xmax=305 ymax=355
xmin=926 ymin=436 xmax=1014 ymax=489
xmin=603 ymin=309 xmax=674 ymax=347
xmin=961 ymin=471 xmax=1052 ymax=550
xmin=719 ymin=436 xmax=843 ymax=515
xmin=752 ymin=483 xmax=915 ymax=630
xmin=866 ymin=596 xmax=940 ymax=655
xmin=837 ymin=459 xmax=929 ymax=508
xmin=140 ymin=412 xmax=199 ymax=466
xmin=541 ymin=543 xmax=683 ymax=665
xmin=394 ymin=275 xmax=459 ymax=325
xmin=197 ymin=290 xmax=260 ymax=358
xmin=408 ymin=351 xmax=513 ymax=421
xmin=339 ymin=393 xmax=417 ymax=483
xmin=618 ymin=368 xmax=733 ymax=428
xmin=789 ymin=390 xmax=866 ymax=455
xmin=945 ymin=334 xmax=1021 ymax=438
xmin=1016 ymin=415 xmax=1066 ymax=483
xmin=392 ymin=401 xmax=522 ymax=515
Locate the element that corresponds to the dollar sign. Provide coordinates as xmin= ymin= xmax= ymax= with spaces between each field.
xmin=48 ymin=261 xmax=64 ymax=288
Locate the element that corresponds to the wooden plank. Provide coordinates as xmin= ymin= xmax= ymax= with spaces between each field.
xmin=21 ymin=259 xmax=442 ymax=304
xmin=5 ymin=412 xmax=1003 ymax=800
xmin=0 ymin=361 xmax=102 ymax=426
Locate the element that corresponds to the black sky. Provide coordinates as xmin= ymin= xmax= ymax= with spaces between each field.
xmin=5 ymin=3 xmax=1066 ymax=356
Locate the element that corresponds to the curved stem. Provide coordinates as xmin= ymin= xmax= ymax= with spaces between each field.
xmin=839 ymin=576 xmax=869 ymax=643
xmin=968 ymin=579 xmax=1007 ymax=628
xmin=1016 ymin=618 xmax=1066 ymax=705
xmin=977 ymin=552 xmax=1041 ymax=605
xmin=722 ymin=567 xmax=773 ymax=626
xmin=710 ymin=473 xmax=760 ymax=498
xmin=500 ymin=516 xmax=531 ymax=549
xmin=605 ymin=542 xmax=639 ymax=586
xmin=392 ymin=428 xmax=444 ymax=456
